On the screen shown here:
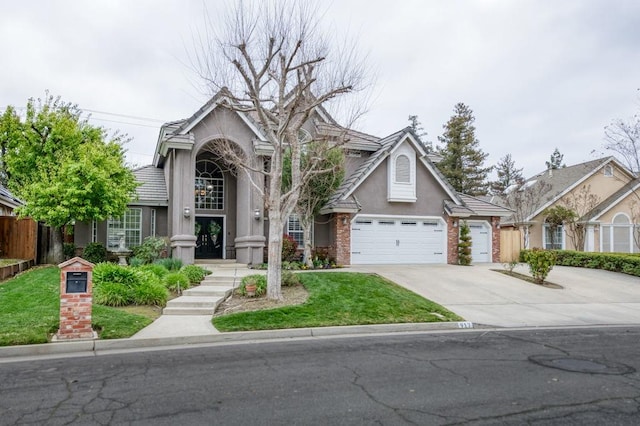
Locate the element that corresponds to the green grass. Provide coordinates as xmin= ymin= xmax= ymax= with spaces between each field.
xmin=0 ymin=266 xmax=154 ymax=346
xmin=213 ymin=272 xmax=463 ymax=332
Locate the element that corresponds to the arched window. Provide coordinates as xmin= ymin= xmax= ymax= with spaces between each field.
xmin=195 ymin=159 xmax=224 ymax=210
xmin=395 ymin=155 xmax=411 ymax=183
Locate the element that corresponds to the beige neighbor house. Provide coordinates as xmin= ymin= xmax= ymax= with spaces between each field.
xmin=74 ymin=90 xmax=512 ymax=265
xmin=0 ymin=184 xmax=21 ymax=216
xmin=501 ymin=156 xmax=640 ymax=253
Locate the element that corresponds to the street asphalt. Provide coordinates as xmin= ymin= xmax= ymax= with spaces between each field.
xmin=1 ymin=263 xmax=638 ymax=362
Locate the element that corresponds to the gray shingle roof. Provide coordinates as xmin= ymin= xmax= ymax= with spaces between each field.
xmin=0 ymin=184 xmax=22 ymax=208
xmin=457 ymin=193 xmax=513 ymax=217
xmin=132 ymin=166 xmax=168 ymax=206
xmin=516 ymin=157 xmax=615 ymax=220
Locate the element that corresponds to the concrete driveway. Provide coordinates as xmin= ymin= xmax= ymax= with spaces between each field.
xmin=350 ymin=264 xmax=640 ymax=327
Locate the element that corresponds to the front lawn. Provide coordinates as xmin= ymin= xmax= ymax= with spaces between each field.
xmin=213 ymin=272 xmax=462 ymax=332
xmin=0 ymin=266 xmax=154 ymax=346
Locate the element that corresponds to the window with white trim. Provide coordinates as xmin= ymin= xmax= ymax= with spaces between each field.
xmin=150 ymin=209 xmax=156 ymax=237
xmin=603 ymin=164 xmax=614 ymax=177
xmin=543 ymin=224 xmax=563 ymax=250
xmin=387 ymin=142 xmax=416 ymax=202
xmin=395 ymin=155 xmax=410 ymax=183
xmin=286 ymin=214 xmax=305 ymax=247
xmin=91 ymin=220 xmax=98 ymax=243
xmin=107 ymin=208 xmax=142 ymax=250
xmin=195 ymin=159 xmax=224 ymax=210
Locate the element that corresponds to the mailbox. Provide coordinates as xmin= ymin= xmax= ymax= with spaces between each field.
xmin=66 ymin=271 xmax=88 ymax=293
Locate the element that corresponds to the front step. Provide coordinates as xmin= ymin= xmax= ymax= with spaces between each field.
xmin=166 ymin=296 xmax=223 ymax=308
xmin=183 ymin=285 xmax=234 ymax=297
xmin=163 ymin=307 xmax=218 ymax=315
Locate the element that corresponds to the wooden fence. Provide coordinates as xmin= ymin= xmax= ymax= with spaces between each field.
xmin=0 ymin=216 xmax=37 ymax=261
xmin=500 ymin=228 xmax=522 ymax=263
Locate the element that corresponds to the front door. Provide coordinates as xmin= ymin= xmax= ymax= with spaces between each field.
xmin=195 ymin=216 xmax=224 ymax=259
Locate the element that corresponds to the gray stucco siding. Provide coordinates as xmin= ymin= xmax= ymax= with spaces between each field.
xmin=352 ymin=157 xmax=449 ymax=216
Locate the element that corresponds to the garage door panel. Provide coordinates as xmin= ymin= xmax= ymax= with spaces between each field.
xmin=468 ymin=222 xmax=490 ymax=263
xmin=351 ymin=217 xmax=446 ymax=264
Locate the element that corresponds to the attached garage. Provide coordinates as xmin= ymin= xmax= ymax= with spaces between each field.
xmin=467 ymin=221 xmax=491 ymax=263
xmin=351 ymin=216 xmax=446 ymax=264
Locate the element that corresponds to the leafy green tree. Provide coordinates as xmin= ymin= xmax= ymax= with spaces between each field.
xmin=545 ymin=148 xmax=565 ymax=169
xmin=3 ymin=93 xmax=137 ymax=263
xmin=436 ymin=103 xmax=492 ymax=195
xmin=543 ymin=205 xmax=576 ymax=249
xmin=0 ymin=106 xmax=23 ymax=187
xmin=283 ymin=142 xmax=345 ymax=267
xmin=490 ymin=154 xmax=524 ymax=197
xmin=458 ymin=221 xmax=472 ymax=266
xmin=408 ymin=114 xmax=432 ymax=152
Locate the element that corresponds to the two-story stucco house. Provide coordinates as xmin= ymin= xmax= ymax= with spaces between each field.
xmin=74 ymin=91 xmax=512 ymax=265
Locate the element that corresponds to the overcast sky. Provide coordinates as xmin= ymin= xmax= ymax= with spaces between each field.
xmin=2 ymin=0 xmax=639 ymax=177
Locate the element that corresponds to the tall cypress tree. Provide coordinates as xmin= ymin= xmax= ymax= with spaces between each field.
xmin=436 ymin=103 xmax=492 ymax=196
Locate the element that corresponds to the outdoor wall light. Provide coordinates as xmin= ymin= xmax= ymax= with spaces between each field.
xmin=453 ymin=219 xmax=458 ymax=228
xmin=183 ymin=207 xmax=191 ymax=218
xmin=341 ymin=216 xmax=348 ymax=225
xmin=254 ymin=208 xmax=261 ymax=220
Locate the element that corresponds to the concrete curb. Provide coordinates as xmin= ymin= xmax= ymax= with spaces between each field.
xmin=0 ymin=321 xmax=477 ymax=361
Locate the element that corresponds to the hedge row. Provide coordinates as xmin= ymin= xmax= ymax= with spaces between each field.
xmin=520 ymin=249 xmax=640 ymax=277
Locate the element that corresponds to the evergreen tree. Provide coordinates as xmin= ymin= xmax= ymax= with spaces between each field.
xmin=490 ymin=154 xmax=524 ymax=197
xmin=436 ymin=103 xmax=492 ymax=195
xmin=546 ymin=148 xmax=565 ymax=169
xmin=408 ymin=114 xmax=432 ymax=152
xmin=458 ymin=221 xmax=472 ymax=265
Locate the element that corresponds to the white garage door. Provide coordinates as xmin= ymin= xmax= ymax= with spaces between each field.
xmin=468 ymin=222 xmax=491 ymax=263
xmin=351 ymin=217 xmax=446 ymax=264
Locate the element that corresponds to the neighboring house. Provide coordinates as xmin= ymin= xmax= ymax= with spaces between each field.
xmin=75 ymin=91 xmax=511 ymax=265
xmin=500 ymin=156 xmax=640 ymax=253
xmin=0 ymin=184 xmax=22 ymax=216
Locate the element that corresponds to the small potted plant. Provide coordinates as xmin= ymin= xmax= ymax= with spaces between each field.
xmin=244 ymin=276 xmax=258 ymax=297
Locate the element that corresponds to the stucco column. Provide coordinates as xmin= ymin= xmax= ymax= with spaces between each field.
xmin=491 ymin=216 xmax=501 ymax=263
xmin=169 ymin=149 xmax=196 ymax=264
xmin=234 ymin=169 xmax=265 ymax=264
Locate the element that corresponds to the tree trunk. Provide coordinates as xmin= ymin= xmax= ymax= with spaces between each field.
xmin=302 ymin=216 xmax=313 ymax=268
xmin=266 ymin=207 xmax=283 ymax=301
xmin=46 ymin=227 xmax=65 ymax=265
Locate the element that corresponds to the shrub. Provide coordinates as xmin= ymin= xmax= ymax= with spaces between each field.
xmin=132 ymin=236 xmax=168 ymax=264
xmin=458 ymin=221 xmax=472 ymax=266
xmin=238 ymin=274 xmax=267 ymax=297
xmin=83 ymin=242 xmax=107 ymax=264
xmin=155 ymin=258 xmax=183 ymax=271
xmin=282 ymin=261 xmax=302 ymax=270
xmin=63 ymin=243 xmax=76 ymax=260
xmin=163 ymin=272 xmax=190 ymax=293
xmin=180 ymin=265 xmax=208 ymax=284
xmin=93 ymin=262 xmax=138 ymax=286
xmin=282 ymin=234 xmax=298 ymax=262
xmin=94 ymin=281 xmax=133 ymax=306
xmin=131 ymin=271 xmax=168 ymax=306
xmin=136 ymin=263 xmax=169 ymax=279
xmin=282 ymin=270 xmax=301 ymax=287
xmin=128 ymin=257 xmax=144 ymax=267
xmin=548 ymin=249 xmax=640 ymax=277
xmin=523 ymin=248 xmax=557 ymax=284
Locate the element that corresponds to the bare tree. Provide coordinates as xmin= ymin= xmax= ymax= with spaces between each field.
xmin=191 ymin=1 xmax=367 ymax=299
xmin=559 ymin=184 xmax=600 ymax=251
xmin=604 ymin=91 xmax=640 ymax=173
xmin=502 ymin=181 xmax=552 ymax=249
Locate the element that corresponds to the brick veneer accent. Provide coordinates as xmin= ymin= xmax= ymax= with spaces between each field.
xmin=334 ymin=213 xmax=352 ymax=266
xmin=56 ymin=257 xmax=97 ymax=340
xmin=491 ymin=216 xmax=501 ymax=263
xmin=447 ymin=216 xmax=459 ymax=265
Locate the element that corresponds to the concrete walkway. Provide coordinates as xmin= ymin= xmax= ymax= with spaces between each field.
xmin=131 ymin=262 xmax=260 ymax=339
xmin=350 ymin=263 xmax=640 ymax=328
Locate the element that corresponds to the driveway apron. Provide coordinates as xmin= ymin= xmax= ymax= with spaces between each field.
xmin=349 ymin=264 xmax=640 ymax=327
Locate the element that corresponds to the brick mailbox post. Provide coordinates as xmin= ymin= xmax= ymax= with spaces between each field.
xmin=54 ymin=257 xmax=97 ymax=341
